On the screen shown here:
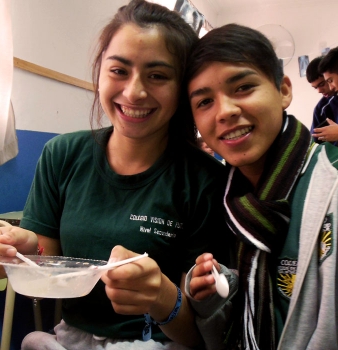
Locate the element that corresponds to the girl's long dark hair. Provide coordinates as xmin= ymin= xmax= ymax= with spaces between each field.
xmin=90 ymin=0 xmax=199 ymax=147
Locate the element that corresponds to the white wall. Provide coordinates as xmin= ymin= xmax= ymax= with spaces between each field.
xmin=11 ymin=0 xmax=338 ymax=134
xmin=11 ymin=0 xmax=127 ymax=133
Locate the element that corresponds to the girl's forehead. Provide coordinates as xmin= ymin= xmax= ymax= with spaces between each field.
xmin=105 ymin=24 xmax=170 ymax=55
xmin=103 ymin=23 xmax=180 ymax=76
xmin=108 ymin=23 xmax=163 ymax=46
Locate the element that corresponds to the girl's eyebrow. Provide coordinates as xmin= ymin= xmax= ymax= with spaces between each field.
xmin=189 ymin=69 xmax=258 ymax=100
xmin=106 ymin=55 xmax=175 ymax=70
xmin=107 ymin=55 xmax=131 ymax=66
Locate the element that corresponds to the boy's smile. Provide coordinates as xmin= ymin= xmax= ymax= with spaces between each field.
xmin=189 ymin=62 xmax=292 ymax=185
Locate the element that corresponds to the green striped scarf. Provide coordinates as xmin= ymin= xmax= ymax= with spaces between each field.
xmin=224 ymin=114 xmax=311 ymax=349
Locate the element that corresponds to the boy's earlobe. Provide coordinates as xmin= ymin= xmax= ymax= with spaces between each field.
xmin=281 ymin=76 xmax=292 ymax=109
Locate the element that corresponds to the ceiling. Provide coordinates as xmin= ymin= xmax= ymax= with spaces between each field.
xmin=211 ymin=0 xmax=320 ymax=8
xmin=205 ymin=0 xmax=323 ymax=16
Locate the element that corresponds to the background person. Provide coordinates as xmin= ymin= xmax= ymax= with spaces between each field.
xmin=306 ymin=56 xmax=338 ymax=145
xmin=0 ymin=1 xmax=232 ymax=349
xmin=186 ymin=23 xmax=338 ymax=350
xmin=319 ymin=46 xmax=338 ymax=92
xmin=197 ymin=135 xmax=226 ymax=164
xmin=313 ymin=47 xmax=338 ymax=143
xmin=197 ymin=136 xmax=214 ymax=157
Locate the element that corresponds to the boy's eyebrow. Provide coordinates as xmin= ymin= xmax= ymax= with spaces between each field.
xmin=226 ymin=69 xmax=258 ymax=84
xmin=189 ymin=69 xmax=258 ymax=100
xmin=106 ymin=55 xmax=175 ymax=70
xmin=189 ymin=87 xmax=212 ymax=100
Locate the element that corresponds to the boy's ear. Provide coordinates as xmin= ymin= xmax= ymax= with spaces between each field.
xmin=280 ymin=75 xmax=292 ymax=110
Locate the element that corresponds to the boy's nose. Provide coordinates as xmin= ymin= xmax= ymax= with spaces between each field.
xmin=216 ymin=96 xmax=241 ymax=122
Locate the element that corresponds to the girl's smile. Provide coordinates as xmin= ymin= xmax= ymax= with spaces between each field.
xmin=99 ymin=23 xmax=179 ymax=141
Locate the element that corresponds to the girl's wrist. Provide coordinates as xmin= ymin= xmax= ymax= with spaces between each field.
xmin=143 ymin=284 xmax=182 ymax=341
xmin=149 ymin=274 xmax=178 ymax=322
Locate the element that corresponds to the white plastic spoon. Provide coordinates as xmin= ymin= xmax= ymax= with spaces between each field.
xmin=52 ymin=252 xmax=149 ymax=279
xmin=16 ymin=252 xmax=40 ymax=267
xmin=94 ymin=252 xmax=149 ymax=271
xmin=212 ymin=265 xmax=229 ymax=298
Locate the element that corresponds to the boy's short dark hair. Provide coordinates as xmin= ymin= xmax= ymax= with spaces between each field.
xmin=186 ymin=23 xmax=284 ymax=90
xmin=318 ymin=47 xmax=338 ymax=75
xmin=306 ymin=56 xmax=324 ymax=83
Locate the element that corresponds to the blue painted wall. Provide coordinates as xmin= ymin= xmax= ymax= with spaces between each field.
xmin=0 ymin=130 xmax=59 ymax=349
xmin=0 ymin=130 xmax=58 ymax=214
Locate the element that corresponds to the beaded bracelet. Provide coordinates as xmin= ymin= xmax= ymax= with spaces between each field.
xmin=37 ymin=243 xmax=44 ymax=255
xmin=142 ymin=284 xmax=182 ymax=341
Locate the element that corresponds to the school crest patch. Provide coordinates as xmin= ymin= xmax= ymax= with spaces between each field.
xmin=277 ymin=258 xmax=297 ymax=299
xmin=319 ymin=214 xmax=333 ymax=265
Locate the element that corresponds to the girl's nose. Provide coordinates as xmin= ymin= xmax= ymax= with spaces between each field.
xmin=123 ymin=75 xmax=147 ymax=102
